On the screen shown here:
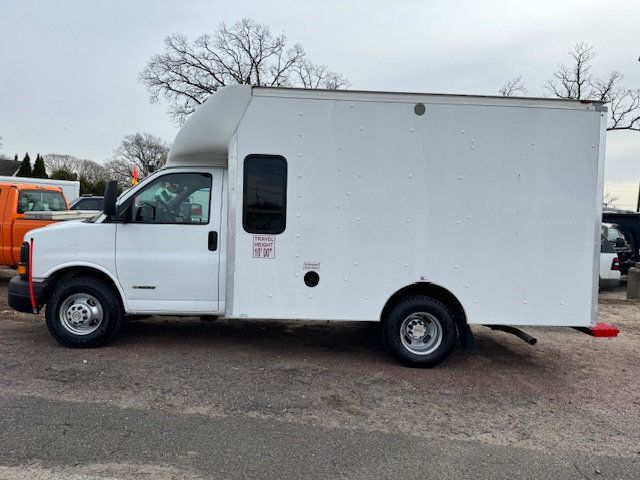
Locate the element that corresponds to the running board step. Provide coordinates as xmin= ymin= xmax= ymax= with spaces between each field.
xmin=487 ymin=325 xmax=537 ymax=345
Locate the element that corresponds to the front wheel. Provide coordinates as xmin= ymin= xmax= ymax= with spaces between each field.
xmin=382 ymin=295 xmax=457 ymax=367
xmin=46 ymin=276 xmax=123 ymax=348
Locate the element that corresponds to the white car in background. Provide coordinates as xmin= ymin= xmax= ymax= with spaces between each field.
xmin=600 ymin=234 xmax=621 ymax=289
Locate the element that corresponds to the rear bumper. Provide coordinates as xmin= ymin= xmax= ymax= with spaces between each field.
xmin=8 ymin=276 xmax=47 ymax=313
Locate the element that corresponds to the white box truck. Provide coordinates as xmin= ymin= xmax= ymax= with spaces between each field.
xmin=0 ymin=176 xmax=80 ymax=202
xmin=8 ymin=85 xmax=617 ymax=366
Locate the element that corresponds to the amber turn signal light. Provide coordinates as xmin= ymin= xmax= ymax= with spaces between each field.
xmin=17 ymin=263 xmax=28 ymax=277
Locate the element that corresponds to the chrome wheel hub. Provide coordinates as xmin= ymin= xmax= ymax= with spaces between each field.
xmin=59 ymin=293 xmax=104 ymax=336
xmin=400 ymin=312 xmax=443 ymax=355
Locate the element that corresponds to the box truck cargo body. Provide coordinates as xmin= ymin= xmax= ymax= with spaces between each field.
xmin=8 ymin=86 xmax=611 ymax=366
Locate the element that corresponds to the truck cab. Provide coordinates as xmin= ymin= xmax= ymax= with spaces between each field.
xmin=0 ymin=183 xmax=68 ymax=267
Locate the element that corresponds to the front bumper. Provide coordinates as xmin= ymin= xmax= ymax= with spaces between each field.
xmin=8 ymin=276 xmax=48 ymax=313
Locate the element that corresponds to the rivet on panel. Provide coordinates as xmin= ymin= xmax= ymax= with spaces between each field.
xmin=296 ymin=234 xmax=300 ymax=238
xmin=470 ymin=146 xmax=475 ymax=150
xmin=404 ymin=263 xmax=409 ymax=267
xmin=297 ymin=194 xmax=301 ymax=198
xmin=296 ymin=213 xmax=301 ymax=218
xmin=466 ymin=214 xmax=471 ymax=219
xmin=408 ymin=174 xmax=413 ymax=179
xmin=350 ymin=103 xmax=355 ymax=108
xmin=461 ymin=130 xmax=466 ymax=134
xmin=296 ymin=253 xmax=300 ymax=258
xmin=359 ymin=126 xmax=364 ymax=131
xmin=298 ymin=153 xmax=302 ymax=157
xmin=530 ymin=141 xmax=535 ymax=146
xmin=308 ymin=294 xmax=312 ymax=299
xmin=347 ymin=192 xmax=351 ymax=196
xmin=365 ymin=296 xmax=369 ymax=300
xmin=560 ymin=301 xmax=565 ymax=306
xmin=295 ymin=273 xmax=300 ymax=277
xmin=268 ymin=294 xmax=273 ymax=298
xmin=474 ymin=300 xmax=479 ymax=304
xmin=357 ymin=172 xmax=363 ymax=177
xmin=354 ymin=261 xmax=359 ymax=266
xmin=454 ymin=265 xmax=459 ymax=270
xmin=410 ymin=128 xmax=415 ymax=133
xmin=456 ymin=220 xmax=461 ymax=225
xmin=406 ymin=219 xmax=411 ymax=223
xmin=344 ymin=277 xmax=348 ymax=281
xmin=297 ymin=174 xmax=302 ymax=179
xmin=458 ymin=176 xmax=463 ymax=180
xmin=356 ymin=217 xmax=361 ymax=221
xmin=464 ymin=283 xmax=469 ymax=288
xmin=298 ymin=112 xmax=303 ymax=116
xmin=523 ymin=300 xmax=528 ymax=304
xmin=298 ymin=132 xmax=303 ymax=137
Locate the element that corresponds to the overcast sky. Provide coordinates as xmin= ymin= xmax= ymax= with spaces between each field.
xmin=1 ymin=0 xmax=638 ymax=207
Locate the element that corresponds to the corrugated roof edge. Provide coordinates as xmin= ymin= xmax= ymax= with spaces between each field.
xmin=252 ymin=86 xmax=607 ymax=111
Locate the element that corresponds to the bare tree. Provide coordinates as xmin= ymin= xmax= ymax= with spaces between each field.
xmin=76 ymin=159 xmax=108 ymax=181
xmin=499 ymin=76 xmax=528 ymax=97
xmin=140 ymin=18 xmax=349 ymax=123
xmin=544 ymin=43 xmax=640 ymax=131
xmin=500 ymin=43 xmax=640 ymax=131
xmin=44 ymin=154 xmax=80 ymax=174
xmin=105 ymin=133 xmax=169 ymax=187
xmin=603 ymin=192 xmax=619 ymax=207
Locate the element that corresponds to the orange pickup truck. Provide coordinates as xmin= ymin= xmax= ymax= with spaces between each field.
xmin=0 ymin=183 xmax=68 ymax=267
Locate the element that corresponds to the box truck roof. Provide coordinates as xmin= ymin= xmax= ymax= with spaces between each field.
xmin=167 ymin=85 xmax=606 ymax=169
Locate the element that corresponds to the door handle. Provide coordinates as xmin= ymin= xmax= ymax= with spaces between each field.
xmin=208 ymin=231 xmax=218 ymax=251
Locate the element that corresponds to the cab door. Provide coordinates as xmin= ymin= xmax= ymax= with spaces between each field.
xmin=115 ymin=169 xmax=223 ymax=314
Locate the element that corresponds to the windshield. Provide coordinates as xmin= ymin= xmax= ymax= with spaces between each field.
xmin=17 ymin=190 xmax=67 ymax=213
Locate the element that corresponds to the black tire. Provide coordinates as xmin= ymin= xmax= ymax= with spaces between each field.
xmin=382 ymin=295 xmax=457 ymax=367
xmin=45 ymin=275 xmax=123 ymax=348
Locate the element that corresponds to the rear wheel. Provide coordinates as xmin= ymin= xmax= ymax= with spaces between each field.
xmin=382 ymin=295 xmax=457 ymax=367
xmin=46 ymin=276 xmax=123 ymax=348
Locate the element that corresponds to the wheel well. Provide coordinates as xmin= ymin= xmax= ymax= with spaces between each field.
xmin=381 ymin=283 xmax=467 ymax=330
xmin=45 ymin=267 xmax=123 ymax=309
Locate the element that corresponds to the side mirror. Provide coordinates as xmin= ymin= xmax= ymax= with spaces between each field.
xmin=103 ymin=180 xmax=118 ymax=216
xmin=615 ymin=238 xmax=626 ymax=248
xmin=136 ymin=204 xmax=156 ymax=222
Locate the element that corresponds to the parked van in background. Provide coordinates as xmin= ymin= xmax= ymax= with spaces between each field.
xmin=599 ymin=234 xmax=620 ymax=289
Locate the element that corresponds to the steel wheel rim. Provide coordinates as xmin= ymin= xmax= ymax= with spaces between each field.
xmin=400 ymin=312 xmax=443 ymax=355
xmin=59 ymin=293 xmax=104 ymax=336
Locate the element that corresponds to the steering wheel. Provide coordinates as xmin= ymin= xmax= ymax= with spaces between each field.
xmin=154 ymin=196 xmax=174 ymax=222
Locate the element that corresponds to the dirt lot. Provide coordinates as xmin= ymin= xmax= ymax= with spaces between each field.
xmin=1 ymin=266 xmax=639 ymax=479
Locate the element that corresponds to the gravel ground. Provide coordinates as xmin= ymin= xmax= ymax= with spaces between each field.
xmin=0 ymin=266 xmax=639 ymax=479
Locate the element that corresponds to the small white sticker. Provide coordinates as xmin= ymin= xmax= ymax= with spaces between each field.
xmin=303 ymin=261 xmax=320 ymax=270
xmin=253 ymin=235 xmax=275 ymax=259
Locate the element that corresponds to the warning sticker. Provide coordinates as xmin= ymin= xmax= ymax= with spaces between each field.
xmin=253 ymin=235 xmax=275 ymax=259
xmin=303 ymin=261 xmax=320 ymax=271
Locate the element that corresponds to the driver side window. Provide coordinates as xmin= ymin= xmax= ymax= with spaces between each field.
xmin=130 ymin=172 xmax=212 ymax=225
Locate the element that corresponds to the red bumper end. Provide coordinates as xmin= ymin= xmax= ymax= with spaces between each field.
xmin=575 ymin=322 xmax=620 ymax=337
